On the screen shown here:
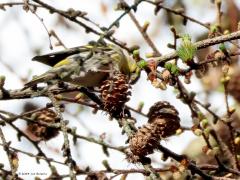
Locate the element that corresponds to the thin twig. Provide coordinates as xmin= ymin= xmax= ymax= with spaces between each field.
xmin=47 ymin=92 xmax=77 ymax=179
xmin=155 ymin=30 xmax=240 ymax=66
xmin=0 ymin=127 xmax=17 ymax=179
xmin=31 ymin=0 xmax=129 ymax=51
xmin=144 ymin=0 xmax=210 ymax=29
xmin=120 ymin=0 xmax=161 ymax=56
xmin=222 ymin=74 xmax=240 ymax=170
xmin=0 ymin=143 xmax=66 ymax=166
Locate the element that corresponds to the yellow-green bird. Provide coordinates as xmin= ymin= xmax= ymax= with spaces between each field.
xmin=24 ymin=43 xmax=141 ymax=88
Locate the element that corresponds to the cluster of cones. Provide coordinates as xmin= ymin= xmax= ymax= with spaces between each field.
xmin=129 ymin=101 xmax=180 ymax=163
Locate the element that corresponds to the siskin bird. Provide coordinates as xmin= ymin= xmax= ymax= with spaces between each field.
xmin=24 ymin=42 xmax=141 ymax=88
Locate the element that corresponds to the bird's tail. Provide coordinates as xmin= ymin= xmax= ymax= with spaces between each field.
xmin=23 ymin=73 xmax=58 ymax=90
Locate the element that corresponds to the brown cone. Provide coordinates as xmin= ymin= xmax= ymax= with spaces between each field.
xmin=26 ymin=109 xmax=59 ymax=141
xmin=100 ymin=73 xmax=131 ymax=116
xmin=129 ymin=123 xmax=161 ymax=157
xmin=148 ymin=101 xmax=180 ymax=137
xmin=129 ymin=101 xmax=180 ymax=159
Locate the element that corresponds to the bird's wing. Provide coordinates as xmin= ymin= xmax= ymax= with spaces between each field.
xmin=32 ymin=46 xmax=91 ymax=67
xmin=23 ymin=72 xmax=58 ymax=88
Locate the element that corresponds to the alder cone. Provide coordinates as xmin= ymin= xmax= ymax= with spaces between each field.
xmin=27 ymin=109 xmax=59 ymax=141
xmin=129 ymin=123 xmax=162 ymax=157
xmin=129 ymin=101 xmax=180 ymax=158
xmin=228 ymin=71 xmax=240 ymax=103
xmin=100 ymin=73 xmax=131 ymax=116
xmin=148 ymin=101 xmax=180 ymax=137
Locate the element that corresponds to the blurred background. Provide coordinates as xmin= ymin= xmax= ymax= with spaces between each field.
xmin=1 ymin=0 xmax=240 ymax=179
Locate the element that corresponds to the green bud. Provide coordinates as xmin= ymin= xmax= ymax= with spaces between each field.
xmin=198 ymin=111 xmax=204 ymax=120
xmin=137 ymin=60 xmax=148 ymax=69
xmin=200 ymin=119 xmax=208 ymax=129
xmin=176 ymin=128 xmax=183 ymax=135
xmin=152 ymin=79 xmax=167 ymax=90
xmin=133 ymin=49 xmax=140 ymax=57
xmin=71 ymin=127 xmax=77 ymax=134
xmin=182 ymin=34 xmax=191 ymax=41
xmin=158 ymin=82 xmax=167 ymax=90
xmin=222 ymin=64 xmax=229 ymax=74
xmin=204 ymin=127 xmax=211 ymax=137
xmin=206 ymin=149 xmax=214 ymax=156
xmin=225 ymin=76 xmax=230 ymax=81
xmin=229 ymin=107 xmax=236 ymax=114
xmin=193 ymin=129 xmax=203 ymax=136
xmin=137 ymin=101 xmax=144 ymax=112
xmin=224 ymin=30 xmax=230 ymax=35
xmin=234 ymin=137 xmax=240 ymax=145
xmin=102 ymin=160 xmax=112 ymax=171
xmin=212 ymin=147 xmax=220 ymax=155
xmin=171 ymin=64 xmax=179 ymax=75
xmin=176 ymin=93 xmax=181 ymax=99
xmin=175 ymin=8 xmax=185 ymax=14
xmin=75 ymin=93 xmax=85 ymax=100
xmin=173 ymin=88 xmax=179 ymax=94
xmin=210 ymin=24 xmax=218 ymax=33
xmin=219 ymin=43 xmax=226 ymax=52
xmin=0 ymin=76 xmax=5 ymax=82
xmin=215 ymin=0 xmax=222 ymax=7
xmin=0 ymin=75 xmax=6 ymax=88
xmin=164 ymin=62 xmax=172 ymax=70
xmin=50 ymin=165 xmax=57 ymax=174
xmin=55 ymin=94 xmax=63 ymax=100
xmin=220 ymin=76 xmax=230 ymax=83
xmin=164 ymin=63 xmax=179 ymax=75
xmin=142 ymin=21 xmax=150 ymax=33
xmin=31 ymin=113 xmax=38 ymax=120
xmin=177 ymin=34 xmax=196 ymax=62
xmin=145 ymin=52 xmax=155 ymax=58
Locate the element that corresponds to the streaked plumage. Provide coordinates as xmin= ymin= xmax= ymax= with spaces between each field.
xmin=24 ymin=43 xmax=140 ymax=88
